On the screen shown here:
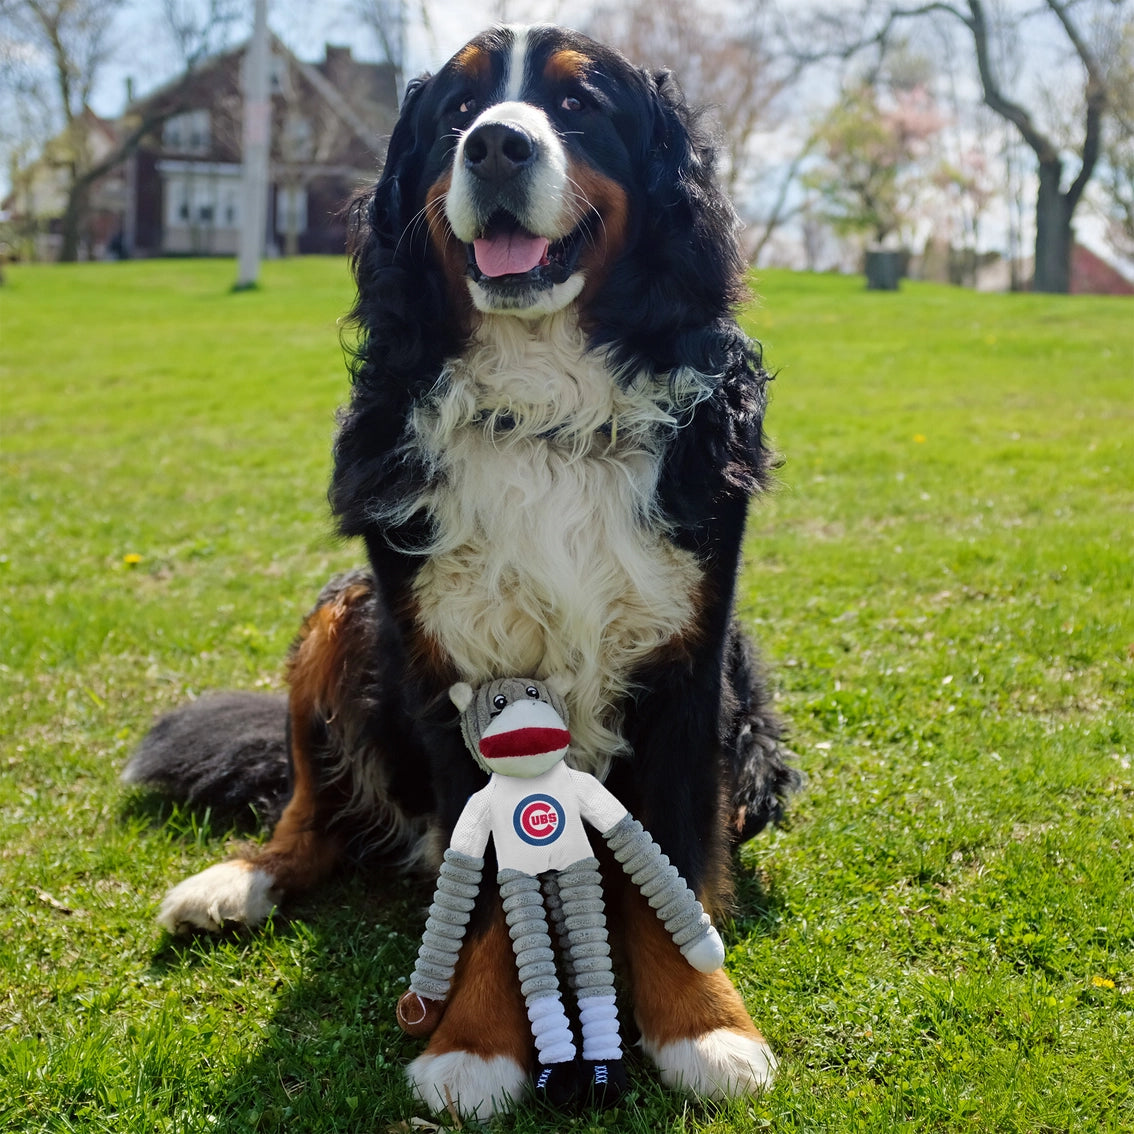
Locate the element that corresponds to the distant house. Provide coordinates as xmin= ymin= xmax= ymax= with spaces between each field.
xmin=2 ymin=41 xmax=396 ymax=262
xmin=125 ymin=38 xmax=397 ymax=257
xmin=1069 ymin=243 xmax=1134 ymax=297
xmin=973 ymin=243 xmax=1134 ymax=295
xmin=2 ymin=110 xmax=127 ymax=261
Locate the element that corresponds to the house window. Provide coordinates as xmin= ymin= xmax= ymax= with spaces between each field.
xmin=163 ymin=110 xmax=210 ymax=155
xmin=162 ymin=166 xmax=241 ymax=230
xmin=276 ymin=185 xmax=307 ymax=235
xmin=269 ymin=52 xmax=289 ymax=93
xmin=281 ymin=112 xmax=313 ymax=161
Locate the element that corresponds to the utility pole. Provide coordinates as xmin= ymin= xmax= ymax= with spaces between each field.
xmin=236 ymin=0 xmax=270 ymax=289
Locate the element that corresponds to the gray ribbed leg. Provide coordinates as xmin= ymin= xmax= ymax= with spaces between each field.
xmin=407 ymin=848 xmax=483 ymax=1002
xmin=540 ymin=870 xmax=577 ymax=992
xmin=499 ymin=869 xmax=575 ymax=1067
xmin=604 ymin=815 xmax=725 ymax=972
xmin=557 ymin=857 xmax=621 ymax=1062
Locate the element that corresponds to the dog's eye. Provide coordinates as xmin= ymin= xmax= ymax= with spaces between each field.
xmin=493 ymin=694 xmax=508 ymax=710
xmin=525 ymin=686 xmax=540 ymax=698
xmin=459 ymin=97 xmax=478 ymax=115
xmin=560 ymin=95 xmax=583 ymax=112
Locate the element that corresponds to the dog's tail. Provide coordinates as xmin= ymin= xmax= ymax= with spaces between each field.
xmin=122 ymin=691 xmax=291 ymax=826
xmin=723 ymin=624 xmax=803 ymax=843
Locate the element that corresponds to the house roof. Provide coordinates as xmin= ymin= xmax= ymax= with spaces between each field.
xmin=126 ymin=34 xmax=398 ymax=159
xmin=291 ymin=47 xmax=389 ymax=153
xmin=1070 ymin=242 xmax=1134 ymax=296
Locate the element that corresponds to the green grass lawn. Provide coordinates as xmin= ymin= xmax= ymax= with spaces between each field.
xmin=1 ymin=259 xmax=1131 ymax=1133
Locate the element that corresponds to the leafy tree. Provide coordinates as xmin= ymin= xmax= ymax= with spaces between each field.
xmin=806 ymin=74 xmax=944 ymax=247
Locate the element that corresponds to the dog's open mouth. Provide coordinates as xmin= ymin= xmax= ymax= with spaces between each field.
xmin=466 ymin=211 xmax=584 ymax=288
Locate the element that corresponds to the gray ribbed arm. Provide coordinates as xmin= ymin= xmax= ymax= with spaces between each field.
xmin=603 ymin=814 xmax=725 ymax=973
xmin=407 ymin=847 xmax=484 ymax=1002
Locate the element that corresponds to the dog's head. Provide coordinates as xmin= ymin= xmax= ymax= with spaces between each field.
xmin=348 ymin=24 xmax=748 ymax=379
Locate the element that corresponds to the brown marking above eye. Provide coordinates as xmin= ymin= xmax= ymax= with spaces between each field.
xmin=545 ymin=49 xmax=592 ymax=85
xmin=453 ymin=43 xmax=491 ymax=82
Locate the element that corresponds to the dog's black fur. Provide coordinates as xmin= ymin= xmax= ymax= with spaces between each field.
xmin=327 ymin=27 xmax=793 ymax=891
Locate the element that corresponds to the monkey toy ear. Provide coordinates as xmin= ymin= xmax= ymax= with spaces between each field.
xmin=449 ymin=682 xmax=474 ymax=712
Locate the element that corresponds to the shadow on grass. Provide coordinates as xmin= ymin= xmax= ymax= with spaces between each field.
xmin=151 ymin=869 xmax=429 ymax=1132
xmin=731 ymin=861 xmax=790 ymax=939
xmin=136 ymin=802 xmax=790 ymax=1133
xmin=120 ymin=789 xmax=274 ymax=846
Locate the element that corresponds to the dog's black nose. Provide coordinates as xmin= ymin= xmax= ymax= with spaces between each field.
xmin=463 ymin=122 xmax=536 ymax=182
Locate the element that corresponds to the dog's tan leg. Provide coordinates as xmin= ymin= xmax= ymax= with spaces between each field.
xmin=623 ymin=886 xmax=777 ymax=1100
xmin=405 ymin=903 xmax=533 ymax=1119
xmin=157 ymin=589 xmax=359 ymax=934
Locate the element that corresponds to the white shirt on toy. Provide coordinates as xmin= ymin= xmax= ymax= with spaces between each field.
xmin=451 ymin=760 xmax=628 ymax=873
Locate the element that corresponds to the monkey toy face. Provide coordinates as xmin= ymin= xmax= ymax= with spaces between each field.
xmin=450 ymin=677 xmax=571 ymax=779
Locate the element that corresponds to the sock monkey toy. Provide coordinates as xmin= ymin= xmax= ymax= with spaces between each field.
xmin=395 ymin=677 xmax=726 ymax=1110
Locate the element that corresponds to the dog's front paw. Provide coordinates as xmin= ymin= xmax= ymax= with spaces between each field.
xmin=406 ymin=1050 xmax=528 ymax=1119
xmin=157 ymin=860 xmax=278 ymax=934
xmin=644 ymin=1027 xmax=777 ymax=1100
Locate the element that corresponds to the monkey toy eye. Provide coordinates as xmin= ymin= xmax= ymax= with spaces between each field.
xmin=493 ymin=694 xmax=508 ymax=710
xmin=525 ymin=686 xmax=540 ymax=698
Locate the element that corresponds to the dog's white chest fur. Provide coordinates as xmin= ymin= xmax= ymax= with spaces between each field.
xmin=409 ymin=315 xmax=703 ymax=775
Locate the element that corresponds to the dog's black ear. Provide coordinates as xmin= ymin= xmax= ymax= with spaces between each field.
xmin=340 ymin=63 xmax=455 ymax=419
xmin=335 ymin=72 xmax=445 ymax=540
xmin=592 ymin=67 xmax=747 ymax=379
xmin=643 ymin=68 xmax=740 ymax=270
xmin=631 ymin=72 xmax=771 ymax=543
xmin=369 ymin=75 xmax=431 ymax=249
xmin=645 ymin=69 xmax=704 ymax=199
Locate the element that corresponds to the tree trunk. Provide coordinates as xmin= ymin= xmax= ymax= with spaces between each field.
xmin=1033 ymin=159 xmax=1074 ymax=293
xmin=53 ymin=102 xmax=189 ymax=264
xmin=59 ymin=176 xmax=88 ymax=263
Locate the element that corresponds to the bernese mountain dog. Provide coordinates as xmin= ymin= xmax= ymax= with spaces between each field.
xmin=125 ymin=24 xmax=797 ymax=1119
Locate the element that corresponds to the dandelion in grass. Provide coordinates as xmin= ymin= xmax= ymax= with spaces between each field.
xmin=123 ymin=553 xmax=142 ymax=566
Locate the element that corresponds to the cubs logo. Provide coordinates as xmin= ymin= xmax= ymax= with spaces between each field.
xmin=514 ymin=794 xmax=565 ymax=846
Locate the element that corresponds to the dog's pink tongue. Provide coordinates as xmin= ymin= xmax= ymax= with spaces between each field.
xmin=473 ymin=232 xmax=549 ymax=277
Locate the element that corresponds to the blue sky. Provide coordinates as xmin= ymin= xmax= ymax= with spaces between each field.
xmin=92 ymin=0 xmax=578 ymax=116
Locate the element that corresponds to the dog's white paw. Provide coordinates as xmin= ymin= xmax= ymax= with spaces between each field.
xmin=405 ymin=1050 xmax=528 ymax=1119
xmin=644 ymin=1027 xmax=778 ymax=1100
xmin=157 ymin=860 xmax=277 ymax=934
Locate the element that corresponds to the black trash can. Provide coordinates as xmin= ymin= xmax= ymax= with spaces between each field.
xmin=865 ymin=249 xmax=903 ymax=290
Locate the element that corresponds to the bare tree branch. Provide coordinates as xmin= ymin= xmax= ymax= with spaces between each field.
xmin=1046 ymin=0 xmax=1110 ymax=210
xmin=589 ymin=0 xmax=803 ymax=212
xmin=748 ymin=135 xmax=818 ymax=264
xmin=965 ymin=0 xmax=1060 ymax=160
xmin=162 ymin=0 xmax=242 ymax=70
